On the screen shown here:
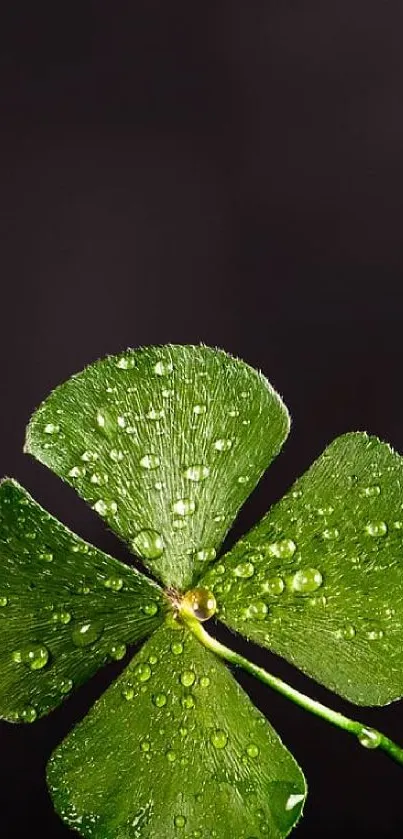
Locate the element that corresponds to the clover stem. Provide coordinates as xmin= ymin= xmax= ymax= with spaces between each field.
xmin=184 ymin=614 xmax=403 ymax=767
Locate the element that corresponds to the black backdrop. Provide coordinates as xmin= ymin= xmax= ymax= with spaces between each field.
xmin=1 ymin=2 xmax=403 ymax=837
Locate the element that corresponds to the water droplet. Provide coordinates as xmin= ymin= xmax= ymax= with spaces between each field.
xmin=134 ymin=663 xmax=152 ymax=683
xmin=93 ymin=499 xmax=117 ymax=517
xmin=109 ymin=448 xmax=124 ymax=462
xmin=104 ymin=576 xmax=124 ymax=592
xmin=237 ymin=475 xmax=249 ymax=484
xmin=361 ymin=484 xmax=381 ymax=497
xmin=182 ymin=587 xmax=216 ymax=621
xmin=364 ymin=624 xmax=384 ymax=640
xmin=193 ymin=404 xmax=207 ymax=416
xmin=146 ymin=407 xmax=165 ymax=421
xmin=71 ymin=620 xmax=103 ymax=647
xmin=153 ymin=693 xmax=167 ymax=707
xmin=172 ymin=498 xmax=196 ymax=517
xmin=39 ymin=550 xmax=53 ymax=562
xmin=174 ymin=815 xmax=186 ymax=829
xmin=110 ymin=643 xmax=127 ymax=660
xmin=13 ymin=644 xmax=50 ymax=670
xmin=335 ymin=624 xmax=356 ymax=640
xmin=246 ymin=743 xmax=260 ymax=758
xmin=248 ymin=601 xmax=268 ymax=620
xmin=181 ymin=694 xmax=195 ymax=709
xmin=211 ymin=729 xmax=228 ymax=749
xmin=365 ymin=521 xmax=388 ymax=537
xmin=200 ymin=675 xmax=210 ymax=688
xmin=171 ymin=641 xmax=183 ymax=655
xmin=213 ymin=439 xmax=233 ymax=452
xmin=115 ymin=355 xmax=135 ymax=369
xmin=267 ymin=539 xmax=297 ymax=559
xmin=292 ymin=567 xmax=323 ymax=593
xmin=20 ymin=706 xmax=37 ymax=723
xmin=183 ymin=464 xmax=210 ymax=482
xmin=148 ymin=654 xmax=158 ymax=665
xmin=140 ymin=739 xmax=151 ymax=752
xmin=142 ymin=602 xmax=159 ymax=617
xmin=180 ymin=670 xmax=196 ymax=687
xmin=132 ymin=529 xmax=164 ymax=559
xmin=322 ymin=528 xmax=339 ymax=540
xmin=58 ymin=678 xmax=73 ymax=695
xmin=166 ymin=750 xmax=177 ymax=762
xmin=52 ymin=610 xmax=72 ymax=625
xmin=44 ymin=423 xmax=59 ymax=435
xmin=117 ymin=415 xmax=127 ymax=428
xmin=154 ymin=359 xmax=173 ymax=376
xmin=233 ymin=562 xmax=255 ymax=579
xmin=358 ymin=727 xmax=381 ymax=749
xmin=262 ymin=576 xmax=285 ymax=596
xmin=140 ymin=453 xmax=160 ymax=469
xmin=173 ymin=518 xmax=187 ymax=530
xmin=68 ymin=465 xmax=85 ymax=478
xmin=122 ymin=685 xmax=135 ymax=701
xmin=194 ymin=547 xmax=217 ymax=563
xmin=0 ymin=596 xmax=8 ymax=607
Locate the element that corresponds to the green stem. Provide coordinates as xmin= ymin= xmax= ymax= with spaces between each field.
xmin=183 ymin=612 xmax=403 ymax=766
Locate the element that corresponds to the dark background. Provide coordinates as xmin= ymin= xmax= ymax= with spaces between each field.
xmin=1 ymin=1 xmax=403 ymax=836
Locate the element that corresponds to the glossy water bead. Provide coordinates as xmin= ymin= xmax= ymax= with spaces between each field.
xmin=182 ymin=587 xmax=217 ymax=621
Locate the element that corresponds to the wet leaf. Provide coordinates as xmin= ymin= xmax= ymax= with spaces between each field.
xmin=201 ymin=433 xmax=403 ymax=705
xmin=25 ymin=345 xmax=289 ymax=590
xmin=48 ymin=622 xmax=306 ymax=839
xmin=0 ymin=480 xmax=165 ymax=720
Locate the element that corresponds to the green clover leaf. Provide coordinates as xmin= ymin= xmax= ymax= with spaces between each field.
xmin=1 ymin=344 xmax=403 ymax=838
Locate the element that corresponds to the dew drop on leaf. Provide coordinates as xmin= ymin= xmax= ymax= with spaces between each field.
xmin=71 ymin=621 xmax=103 ymax=647
xmin=183 ymin=464 xmax=210 ymax=482
xmin=104 ymin=576 xmax=124 ymax=591
xmin=248 ymin=601 xmax=268 ymax=620
xmin=358 ymin=727 xmax=381 ymax=749
xmin=365 ymin=521 xmax=388 ymax=537
xmin=194 ymin=547 xmax=216 ymax=562
xmin=233 ymin=562 xmax=255 ymax=579
xmin=109 ymin=643 xmax=127 ymax=661
xmin=262 ymin=576 xmax=285 ymax=596
xmin=20 ymin=706 xmax=37 ymax=723
xmin=13 ymin=644 xmax=50 ymax=670
xmin=246 ymin=743 xmax=260 ymax=758
xmin=267 ymin=539 xmax=297 ymax=559
xmin=0 ymin=596 xmax=8 ymax=607
xmin=152 ymin=693 xmax=167 ymax=707
xmin=140 ymin=454 xmax=160 ymax=470
xmin=211 ymin=729 xmax=228 ymax=749
xmin=213 ymin=438 xmax=233 ymax=452
xmin=171 ymin=641 xmax=183 ymax=655
xmin=180 ymin=670 xmax=196 ymax=687
xmin=134 ymin=663 xmax=152 ymax=683
xmin=182 ymin=587 xmax=217 ymax=621
xmin=174 ymin=815 xmax=186 ymax=828
xmin=153 ymin=359 xmax=173 ymax=376
xmin=172 ymin=498 xmax=196 ymax=517
xmin=291 ymin=567 xmax=323 ymax=593
xmin=131 ymin=529 xmax=164 ymax=559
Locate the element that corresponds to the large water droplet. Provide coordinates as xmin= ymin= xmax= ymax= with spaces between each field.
xmin=365 ymin=521 xmax=388 ymax=537
xmin=267 ymin=539 xmax=296 ymax=559
xmin=20 ymin=706 xmax=37 ymax=723
xmin=211 ymin=729 xmax=228 ymax=749
xmin=132 ymin=529 xmax=164 ymax=559
xmin=181 ymin=694 xmax=195 ymax=709
xmin=44 ymin=423 xmax=59 ymax=435
xmin=233 ymin=562 xmax=255 ymax=579
xmin=134 ymin=663 xmax=152 ymax=683
xmin=171 ymin=641 xmax=183 ymax=655
xmin=172 ymin=498 xmax=196 ymax=517
xmin=153 ymin=693 xmax=167 ymax=707
xmin=213 ymin=439 xmax=233 ymax=452
xmin=142 ymin=601 xmax=159 ymax=617
xmin=183 ymin=464 xmax=210 ymax=482
xmin=248 ymin=601 xmax=268 ymax=620
xmin=194 ymin=547 xmax=217 ymax=562
xmin=71 ymin=620 xmax=103 ymax=647
xmin=174 ymin=815 xmax=186 ymax=829
xmin=104 ymin=576 xmax=124 ymax=591
xmin=262 ymin=576 xmax=285 ymax=596
xmin=110 ymin=643 xmax=127 ymax=660
xmin=13 ymin=644 xmax=50 ymax=670
xmin=358 ymin=727 xmax=381 ymax=749
xmin=140 ymin=453 xmax=160 ymax=470
xmin=154 ymin=360 xmax=173 ymax=376
xmin=180 ymin=670 xmax=196 ymax=687
xmin=182 ymin=587 xmax=216 ymax=621
xmin=291 ymin=567 xmax=323 ymax=593
xmin=246 ymin=743 xmax=260 ymax=758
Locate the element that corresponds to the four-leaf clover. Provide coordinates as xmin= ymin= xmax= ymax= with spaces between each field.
xmin=1 ymin=344 xmax=403 ymax=838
